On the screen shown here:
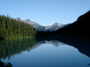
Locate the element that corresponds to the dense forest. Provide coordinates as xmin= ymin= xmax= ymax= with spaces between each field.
xmin=0 ymin=15 xmax=36 ymax=40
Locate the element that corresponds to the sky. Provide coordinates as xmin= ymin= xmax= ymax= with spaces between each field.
xmin=0 ymin=0 xmax=90 ymax=25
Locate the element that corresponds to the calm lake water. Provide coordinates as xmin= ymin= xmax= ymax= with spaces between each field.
xmin=1 ymin=40 xmax=90 ymax=67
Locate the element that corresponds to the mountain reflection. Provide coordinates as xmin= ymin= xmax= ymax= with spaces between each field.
xmin=0 ymin=37 xmax=90 ymax=59
xmin=0 ymin=36 xmax=90 ymax=67
xmin=37 ymin=34 xmax=90 ymax=57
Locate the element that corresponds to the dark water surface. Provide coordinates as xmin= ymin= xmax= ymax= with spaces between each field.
xmin=0 ymin=40 xmax=90 ymax=67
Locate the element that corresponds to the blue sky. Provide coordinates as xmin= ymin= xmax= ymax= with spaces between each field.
xmin=0 ymin=0 xmax=90 ymax=25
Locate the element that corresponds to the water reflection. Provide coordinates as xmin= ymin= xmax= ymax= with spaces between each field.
xmin=0 ymin=39 xmax=90 ymax=67
xmin=0 ymin=60 xmax=12 ymax=67
xmin=37 ymin=34 xmax=90 ymax=57
xmin=0 ymin=39 xmax=37 ymax=59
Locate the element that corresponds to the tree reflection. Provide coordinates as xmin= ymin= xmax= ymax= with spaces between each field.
xmin=0 ymin=39 xmax=37 ymax=59
xmin=0 ymin=60 xmax=12 ymax=67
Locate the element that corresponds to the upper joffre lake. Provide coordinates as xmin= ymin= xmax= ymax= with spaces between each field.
xmin=0 ymin=39 xmax=90 ymax=67
xmin=0 ymin=10 xmax=90 ymax=67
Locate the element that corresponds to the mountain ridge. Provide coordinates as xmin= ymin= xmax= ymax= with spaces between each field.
xmin=36 ymin=11 xmax=90 ymax=40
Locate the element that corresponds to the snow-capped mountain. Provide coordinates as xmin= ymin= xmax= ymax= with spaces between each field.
xmin=45 ymin=23 xmax=65 ymax=31
xmin=24 ymin=20 xmax=65 ymax=32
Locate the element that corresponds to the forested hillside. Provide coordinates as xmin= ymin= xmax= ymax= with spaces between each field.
xmin=0 ymin=15 xmax=36 ymax=40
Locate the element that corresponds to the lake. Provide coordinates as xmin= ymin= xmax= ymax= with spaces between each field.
xmin=0 ymin=40 xmax=90 ymax=67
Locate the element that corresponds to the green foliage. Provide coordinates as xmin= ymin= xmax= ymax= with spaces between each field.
xmin=0 ymin=15 xmax=36 ymax=40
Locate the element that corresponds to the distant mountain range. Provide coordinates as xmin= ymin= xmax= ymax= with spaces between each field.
xmin=25 ymin=20 xmax=65 ymax=32
xmin=24 ymin=10 xmax=90 ymax=34
xmin=45 ymin=23 xmax=65 ymax=31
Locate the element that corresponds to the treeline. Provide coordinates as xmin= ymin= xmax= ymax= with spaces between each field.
xmin=0 ymin=15 xmax=36 ymax=40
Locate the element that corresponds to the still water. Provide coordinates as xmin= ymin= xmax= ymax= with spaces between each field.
xmin=1 ymin=40 xmax=90 ymax=67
